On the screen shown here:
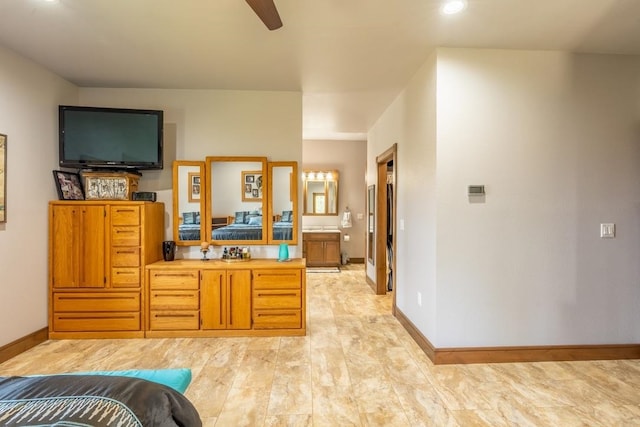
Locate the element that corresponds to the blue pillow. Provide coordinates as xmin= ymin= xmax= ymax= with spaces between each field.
xmin=248 ymin=215 xmax=262 ymax=226
xmin=281 ymin=210 xmax=293 ymax=222
xmin=234 ymin=211 xmax=248 ymax=224
xmin=65 ymin=368 xmax=192 ymax=394
xmin=183 ymin=212 xmax=200 ymax=225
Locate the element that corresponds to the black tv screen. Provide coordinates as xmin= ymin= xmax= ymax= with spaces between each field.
xmin=59 ymin=105 xmax=163 ymax=170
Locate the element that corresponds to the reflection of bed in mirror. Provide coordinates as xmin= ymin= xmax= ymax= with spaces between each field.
xmin=210 ymin=210 xmax=294 ymax=241
xmin=178 ymin=211 xmax=202 ymax=241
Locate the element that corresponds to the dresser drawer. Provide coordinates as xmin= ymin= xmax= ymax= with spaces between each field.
xmin=53 ymin=292 xmax=140 ymax=312
xmin=111 ymin=268 xmax=140 ymax=288
xmin=112 ymin=226 xmax=140 ymax=246
xmin=149 ymin=311 xmax=199 ymax=330
xmin=150 ymin=290 xmax=199 ymax=310
xmin=253 ymin=289 xmax=301 ymax=309
xmin=253 ymin=269 xmax=301 ymax=289
xmin=111 ymin=247 xmax=140 ymax=267
xmin=53 ymin=312 xmax=140 ymax=331
xmin=253 ymin=309 xmax=301 ymax=329
xmin=149 ymin=270 xmax=199 ymax=290
xmin=111 ymin=206 xmax=140 ymax=226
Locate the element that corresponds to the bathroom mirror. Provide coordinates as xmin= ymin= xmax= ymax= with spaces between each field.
xmin=268 ymin=161 xmax=298 ymax=244
xmin=303 ymin=170 xmax=339 ymax=216
xmin=205 ymin=156 xmax=268 ymax=245
xmin=173 ymin=160 xmax=206 ymax=246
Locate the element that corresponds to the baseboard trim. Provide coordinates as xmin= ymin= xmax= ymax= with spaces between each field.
xmin=0 ymin=328 xmax=48 ymax=364
xmin=348 ymin=258 xmax=365 ymax=264
xmin=394 ymin=308 xmax=640 ymax=364
xmin=365 ymin=275 xmax=376 ymax=293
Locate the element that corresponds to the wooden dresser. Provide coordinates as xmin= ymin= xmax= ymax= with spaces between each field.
xmin=302 ymin=231 xmax=341 ymax=267
xmin=48 ymin=201 xmax=164 ymax=339
xmin=145 ymin=259 xmax=306 ymax=337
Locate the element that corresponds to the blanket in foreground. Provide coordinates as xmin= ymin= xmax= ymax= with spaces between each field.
xmin=0 ymin=374 xmax=201 ymax=426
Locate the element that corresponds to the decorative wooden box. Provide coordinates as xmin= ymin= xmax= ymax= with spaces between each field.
xmin=81 ymin=171 xmax=140 ymax=200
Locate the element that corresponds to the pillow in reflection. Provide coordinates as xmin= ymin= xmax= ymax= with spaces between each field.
xmin=281 ymin=210 xmax=293 ymax=222
xmin=183 ymin=212 xmax=200 ymax=225
xmin=235 ymin=211 xmax=249 ymax=224
xmin=248 ymin=216 xmax=262 ymax=226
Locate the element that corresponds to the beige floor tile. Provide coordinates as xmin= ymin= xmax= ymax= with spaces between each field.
xmin=2 ymin=264 xmax=640 ymax=427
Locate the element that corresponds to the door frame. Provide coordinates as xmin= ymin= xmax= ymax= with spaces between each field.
xmin=375 ymin=144 xmax=397 ymax=304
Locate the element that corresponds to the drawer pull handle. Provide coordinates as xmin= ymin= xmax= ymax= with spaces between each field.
xmin=116 ymin=230 xmax=135 ymax=234
xmin=256 ymin=313 xmax=295 ymax=317
xmin=154 ymin=314 xmax=195 ymax=318
xmin=153 ymin=273 xmax=196 ymax=279
xmin=116 ymin=271 xmax=135 ymax=275
xmin=58 ymin=315 xmax=136 ymax=320
xmin=58 ymin=296 xmax=136 ymax=301
xmin=115 ymin=209 xmax=136 ymax=213
xmin=153 ymin=293 xmax=192 ymax=298
xmin=116 ymin=250 xmax=137 ymax=254
xmin=257 ymin=293 xmax=297 ymax=297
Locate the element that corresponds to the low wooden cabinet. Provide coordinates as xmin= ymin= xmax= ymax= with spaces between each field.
xmin=49 ymin=201 xmax=164 ymax=339
xmin=303 ymin=231 xmax=341 ymax=267
xmin=145 ymin=259 xmax=306 ymax=338
xmin=201 ymin=270 xmax=251 ymax=330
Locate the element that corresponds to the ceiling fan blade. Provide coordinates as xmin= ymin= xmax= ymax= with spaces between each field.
xmin=245 ymin=0 xmax=283 ymax=30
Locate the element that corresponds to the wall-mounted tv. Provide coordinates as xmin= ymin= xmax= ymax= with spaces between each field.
xmin=59 ymin=105 xmax=164 ymax=170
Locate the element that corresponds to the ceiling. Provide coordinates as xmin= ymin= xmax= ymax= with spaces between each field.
xmin=1 ymin=0 xmax=639 ymax=140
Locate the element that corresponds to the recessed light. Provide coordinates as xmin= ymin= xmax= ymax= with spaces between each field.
xmin=441 ymin=0 xmax=467 ymax=15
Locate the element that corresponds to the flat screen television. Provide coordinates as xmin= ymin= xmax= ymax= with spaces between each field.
xmin=59 ymin=105 xmax=164 ymax=170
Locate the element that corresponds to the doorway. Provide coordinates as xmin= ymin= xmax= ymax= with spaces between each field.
xmin=375 ymin=144 xmax=397 ymax=304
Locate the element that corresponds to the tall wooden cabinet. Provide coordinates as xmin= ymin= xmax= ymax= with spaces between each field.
xmin=303 ymin=231 xmax=341 ymax=267
xmin=49 ymin=201 xmax=164 ymax=339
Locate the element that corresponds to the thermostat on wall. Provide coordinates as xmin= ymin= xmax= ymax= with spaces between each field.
xmin=468 ymin=185 xmax=485 ymax=196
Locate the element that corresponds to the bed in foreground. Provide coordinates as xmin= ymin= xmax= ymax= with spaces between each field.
xmin=0 ymin=373 xmax=201 ymax=426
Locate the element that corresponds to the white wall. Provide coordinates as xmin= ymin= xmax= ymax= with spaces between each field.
xmin=0 ymin=46 xmax=78 ymax=346
xmin=302 ymin=139 xmax=367 ymax=260
xmin=367 ymin=51 xmax=438 ymax=340
xmin=369 ymin=47 xmax=640 ymax=348
xmin=79 ymin=88 xmax=302 ymax=259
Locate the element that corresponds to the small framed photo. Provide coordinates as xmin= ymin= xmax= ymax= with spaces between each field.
xmin=242 ymin=170 xmax=262 ymax=202
xmin=53 ymin=170 xmax=84 ymax=200
xmin=188 ymin=172 xmax=200 ymax=202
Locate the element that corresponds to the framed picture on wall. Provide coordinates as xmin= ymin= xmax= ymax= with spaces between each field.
xmin=242 ymin=170 xmax=262 ymax=202
xmin=188 ymin=172 xmax=200 ymax=202
xmin=0 ymin=133 xmax=6 ymax=223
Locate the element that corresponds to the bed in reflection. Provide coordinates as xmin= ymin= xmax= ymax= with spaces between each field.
xmin=178 ymin=210 xmax=293 ymax=241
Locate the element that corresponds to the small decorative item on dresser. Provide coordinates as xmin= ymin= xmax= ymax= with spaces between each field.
xmin=162 ymin=240 xmax=176 ymax=261
xmin=200 ymin=241 xmax=210 ymax=261
xmin=278 ymin=243 xmax=289 ymax=261
xmin=52 ymin=170 xmax=84 ymax=200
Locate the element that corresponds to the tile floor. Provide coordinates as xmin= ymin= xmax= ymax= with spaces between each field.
xmin=1 ymin=265 xmax=640 ymax=426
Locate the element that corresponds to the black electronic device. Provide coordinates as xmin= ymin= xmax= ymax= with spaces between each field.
xmin=132 ymin=191 xmax=157 ymax=202
xmin=59 ymin=105 xmax=164 ymax=170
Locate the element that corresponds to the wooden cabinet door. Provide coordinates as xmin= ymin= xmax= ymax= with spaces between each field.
xmin=201 ymin=269 xmax=251 ymax=330
xmin=305 ymin=240 xmax=325 ymax=266
xmin=201 ymin=270 xmax=226 ymax=330
xmin=324 ymin=241 xmax=341 ymax=266
xmin=51 ymin=205 xmax=105 ymax=288
xmin=227 ymin=270 xmax=251 ymax=330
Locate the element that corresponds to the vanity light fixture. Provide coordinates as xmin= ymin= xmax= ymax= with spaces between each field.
xmin=441 ymin=0 xmax=467 ymax=15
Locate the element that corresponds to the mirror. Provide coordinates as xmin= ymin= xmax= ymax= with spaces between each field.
xmin=173 ymin=160 xmax=206 ymax=246
xmin=268 ymin=161 xmax=298 ymax=244
xmin=205 ymin=156 xmax=268 ymax=245
xmin=368 ymin=185 xmax=375 ymax=264
xmin=303 ymin=170 xmax=339 ymax=216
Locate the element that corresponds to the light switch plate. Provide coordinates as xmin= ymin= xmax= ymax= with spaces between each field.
xmin=600 ymin=223 xmax=615 ymax=238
